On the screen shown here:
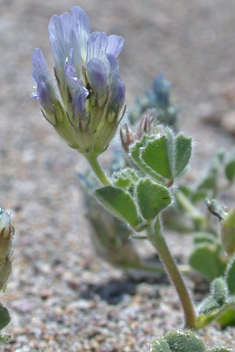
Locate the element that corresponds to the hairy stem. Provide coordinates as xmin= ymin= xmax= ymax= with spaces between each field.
xmin=147 ymin=221 xmax=197 ymax=329
xmin=85 ymin=153 xmax=111 ymax=186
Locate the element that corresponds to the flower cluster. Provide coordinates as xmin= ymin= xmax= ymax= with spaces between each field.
xmin=31 ymin=6 xmax=125 ymax=156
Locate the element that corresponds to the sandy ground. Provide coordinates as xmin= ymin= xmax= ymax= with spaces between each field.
xmin=0 ymin=0 xmax=235 ymax=351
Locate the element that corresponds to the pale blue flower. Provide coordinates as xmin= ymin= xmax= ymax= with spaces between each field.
xmin=31 ymin=6 xmax=125 ymax=155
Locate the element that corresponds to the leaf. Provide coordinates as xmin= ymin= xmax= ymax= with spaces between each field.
xmin=164 ymin=330 xmax=206 ymax=352
xmin=95 ymin=186 xmax=141 ymax=230
xmin=150 ymin=339 xmax=171 ymax=352
xmin=217 ymin=307 xmax=235 ymax=326
xmin=189 ymin=244 xmax=227 ymax=281
xmin=130 ymin=136 xmax=164 ymax=183
xmin=193 ymin=232 xmax=219 ymax=245
xmin=211 ymin=278 xmax=228 ymax=305
xmin=225 ymin=254 xmax=235 ymax=294
xmin=174 ymin=134 xmax=192 ymax=178
xmin=136 ymin=178 xmax=172 ymax=220
xmin=141 ymin=132 xmax=174 ymax=180
xmin=225 ymin=159 xmax=235 ymax=182
xmin=0 ymin=303 xmax=10 ymax=330
xmin=198 ymin=296 xmax=221 ymax=315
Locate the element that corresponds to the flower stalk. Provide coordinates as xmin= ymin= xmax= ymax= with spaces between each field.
xmin=85 ymin=153 xmax=111 ymax=186
xmin=147 ymin=219 xmax=197 ymax=329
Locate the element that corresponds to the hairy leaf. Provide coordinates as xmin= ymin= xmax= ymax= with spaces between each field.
xmin=95 ymin=186 xmax=141 ymax=230
xmin=137 ymin=178 xmax=172 ymax=220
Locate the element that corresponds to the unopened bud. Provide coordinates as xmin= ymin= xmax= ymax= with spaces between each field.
xmin=220 ymin=207 xmax=235 ymax=257
xmin=120 ymin=123 xmax=134 ymax=152
xmin=206 ymin=198 xmax=226 ymax=221
xmin=0 ymin=210 xmax=14 ymax=263
xmin=120 ymin=110 xmax=158 ymax=153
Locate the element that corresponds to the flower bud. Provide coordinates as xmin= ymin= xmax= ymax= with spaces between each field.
xmin=120 ymin=109 xmax=158 ymax=152
xmin=0 ymin=210 xmax=14 ymax=263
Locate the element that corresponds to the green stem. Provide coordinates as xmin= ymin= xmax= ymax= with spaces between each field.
xmin=176 ymin=191 xmax=203 ymax=221
xmin=147 ymin=222 xmax=197 ymax=329
xmin=85 ymin=153 xmax=111 ymax=186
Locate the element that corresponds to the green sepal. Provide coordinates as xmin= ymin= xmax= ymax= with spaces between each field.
xmin=174 ymin=134 xmax=192 ymax=178
xmin=136 ymin=178 xmax=172 ymax=220
xmin=95 ymin=186 xmax=142 ymax=231
xmin=0 ymin=303 xmax=10 ymax=330
xmin=189 ymin=243 xmax=227 ymax=281
xmin=164 ymin=330 xmax=206 ymax=352
xmin=225 ymin=254 xmax=235 ymax=294
xmin=141 ymin=129 xmax=174 ymax=180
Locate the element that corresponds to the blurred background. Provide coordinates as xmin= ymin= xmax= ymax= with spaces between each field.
xmin=1 ymin=0 xmax=235 ymax=351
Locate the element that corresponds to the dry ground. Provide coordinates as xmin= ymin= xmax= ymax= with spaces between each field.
xmin=0 ymin=0 xmax=235 ymax=351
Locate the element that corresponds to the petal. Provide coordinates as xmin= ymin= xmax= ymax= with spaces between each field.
xmin=31 ymin=48 xmax=56 ymax=113
xmin=49 ymin=13 xmax=81 ymax=84
xmin=32 ymin=48 xmax=52 ymax=84
xmin=111 ymin=78 xmax=125 ymax=111
xmin=106 ymin=35 xmax=124 ymax=58
xmin=107 ymin=54 xmax=125 ymax=112
xmin=71 ymin=6 xmax=90 ymax=62
xmin=73 ymin=86 xmax=89 ymax=118
xmin=86 ymin=31 xmax=109 ymax=70
xmin=106 ymin=54 xmax=119 ymax=88
xmin=86 ymin=58 xmax=107 ymax=101
xmin=64 ymin=60 xmax=83 ymax=97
